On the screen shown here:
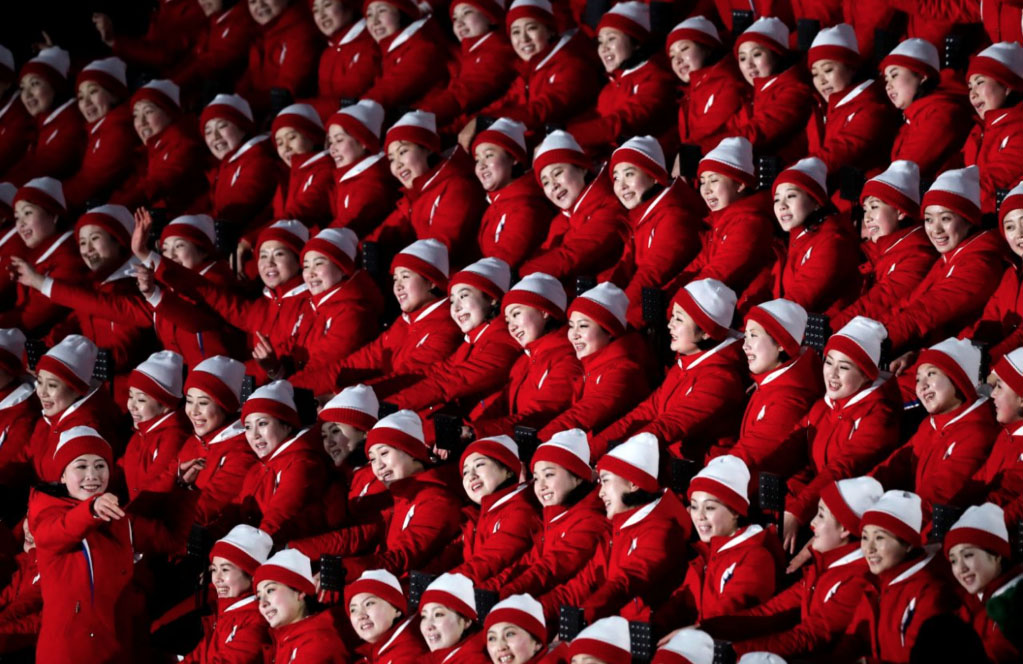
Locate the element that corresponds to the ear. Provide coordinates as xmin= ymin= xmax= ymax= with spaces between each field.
xmin=627 ymin=480 xmax=640 ymax=492
xmin=896 ymin=210 xmax=907 ymax=222
xmin=736 ymin=181 xmax=747 ymax=194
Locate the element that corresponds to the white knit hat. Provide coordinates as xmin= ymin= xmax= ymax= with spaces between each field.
xmin=385 ymin=110 xmax=439 ymax=152
xmin=861 ymin=160 xmax=921 ymax=217
xmin=0 ymin=328 xmax=25 ymax=376
xmin=506 ymin=0 xmax=555 ymax=28
xmin=345 ymin=569 xmax=407 ymax=612
xmin=391 ymin=238 xmax=450 ymax=289
xmin=944 ymin=502 xmax=1011 ymax=558
xmin=53 ymin=425 xmax=112 ymax=474
xmin=738 ymin=654 xmax=788 ymax=664
xmin=667 ymin=16 xmax=721 ymax=49
xmin=271 ymin=103 xmax=325 ymax=142
xmin=819 ymin=476 xmax=884 ymax=535
xmin=597 ymin=1 xmax=650 ymax=41
xmin=569 ymin=616 xmax=631 ymax=664
xmin=969 ymin=41 xmax=1023 ymax=90
xmin=330 ymin=99 xmax=385 ymax=152
xmin=127 ymin=350 xmax=184 ymax=407
xmin=503 ymin=272 xmax=568 ymax=320
xmin=14 ymin=176 xmax=66 ymax=216
xmin=36 ymin=334 xmax=97 ymax=394
xmin=302 ymin=227 xmax=358 ymax=275
xmin=320 ymin=384 xmax=379 ymax=431
xmin=745 ymin=298 xmax=808 ymax=357
xmin=133 ymin=78 xmax=181 ymax=113
xmin=735 ymin=17 xmax=789 ymax=54
xmin=254 ymin=549 xmax=316 ymax=596
xmin=881 ymin=37 xmax=940 ymax=80
xmin=611 ymin=135 xmax=668 ymax=185
xmin=484 ymin=594 xmax=546 ymax=645
xmin=824 ymin=316 xmax=888 ymax=380
xmin=860 ymin=490 xmax=923 ymax=546
xmin=568 ymin=282 xmax=629 ymax=336
xmin=184 ymin=355 xmax=247 ymax=413
xmin=472 ymin=117 xmax=528 ymax=163
xmin=993 ymin=347 xmax=1023 ymax=398
xmin=922 ymin=165 xmax=982 ymax=225
xmin=671 ymin=278 xmax=736 ymax=341
xmin=366 ymin=409 xmax=430 ymax=462
xmin=597 ymin=432 xmax=660 ymax=492
xmin=774 ymin=157 xmax=829 ymax=206
xmin=531 ymin=428 xmax=592 ymax=479
xmin=209 ymin=524 xmax=273 ymax=574
xmin=653 ymin=628 xmax=714 ymax=664
xmin=201 ymin=93 xmax=254 ymax=133
xmin=808 ymin=23 xmax=859 ymax=66
xmin=999 ymin=180 xmax=1023 ymax=225
xmin=917 ymin=337 xmax=981 ymax=402
xmin=21 ymin=46 xmax=70 ymax=84
xmin=421 ymin=572 xmax=478 ymax=621
xmin=460 ymin=434 xmax=521 ymax=476
xmin=242 ymin=379 xmax=300 ymax=428
xmin=256 ymin=219 xmax=310 ymax=255
xmin=76 ymin=57 xmax=128 ymax=97
xmin=688 ymin=454 xmax=751 ymax=515
xmin=697 ymin=136 xmax=755 ymax=188
xmin=75 ymin=204 xmax=135 ymax=248
xmin=533 ymin=129 xmax=589 ymax=176
xmin=450 ymin=257 xmax=511 ymax=300
xmin=161 ymin=214 xmax=217 ymax=253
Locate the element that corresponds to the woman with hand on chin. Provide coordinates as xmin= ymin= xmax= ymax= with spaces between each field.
xmin=347 ymin=569 xmax=426 ymax=663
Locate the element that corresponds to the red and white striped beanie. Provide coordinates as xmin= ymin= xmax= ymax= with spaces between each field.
xmin=917 ymin=337 xmax=981 ymax=401
xmin=744 ymin=298 xmax=808 ymax=357
xmin=0 ymin=328 xmax=25 ymax=377
xmin=734 ymin=16 xmax=789 ymax=55
xmin=76 ymin=56 xmax=128 ymax=99
xmin=823 ymin=316 xmax=888 ymax=381
xmin=127 ymin=350 xmax=184 ymax=407
xmin=320 ymin=384 xmax=379 ymax=431
xmin=485 ymin=594 xmax=546 ymax=645
xmin=366 ymin=409 xmax=430 ymax=462
xmin=596 ymin=432 xmax=660 ymax=492
xmin=160 ymin=214 xmax=217 ymax=254
xmin=697 ymin=136 xmax=755 ymax=188
xmin=880 ymin=38 xmax=940 ymax=80
xmin=652 ymin=628 xmax=715 ymax=664
xmin=807 ymin=23 xmax=859 ymax=67
xmin=998 ymin=180 xmax=1023 ymax=227
xmin=390 ymin=238 xmax=449 ymax=289
xmin=345 ymin=569 xmax=407 ymax=613
xmin=687 ymin=454 xmax=751 ymax=516
xmin=36 ymin=334 xmax=97 ymax=394
xmin=944 ymin=502 xmax=1011 ymax=558
xmin=271 ymin=103 xmax=325 ymax=144
xmin=131 ymin=79 xmax=181 ymax=116
xmin=13 ymin=176 xmax=66 ymax=216
xmin=254 ymin=549 xmax=316 ymax=596
xmin=421 ymin=572 xmax=478 ymax=621
xmin=968 ymin=41 xmax=1023 ymax=91
xmin=568 ymin=282 xmax=629 ymax=337
xmin=503 ymin=272 xmax=567 ymax=320
xmin=209 ymin=524 xmax=273 ymax=575
xmin=201 ymin=93 xmax=255 ymax=135
xmin=993 ymin=346 xmax=1023 ymax=397
xmin=568 ymin=616 xmax=631 ymax=664
xmin=921 ymin=166 xmax=982 ymax=225
xmin=666 ymin=16 xmax=721 ymax=51
xmin=452 ymin=0 xmax=506 ymax=24
xmin=861 ymin=160 xmax=921 ymax=218
xmin=20 ymin=46 xmax=70 ymax=91
xmin=242 ymin=380 xmax=300 ymax=428
xmin=533 ymin=129 xmax=589 ymax=179
xmin=773 ymin=157 xmax=828 ymax=207
xmin=611 ymin=135 xmax=668 ymax=185
xmin=450 ymin=257 xmax=511 ymax=300
xmin=75 ymin=204 xmax=134 ymax=248
xmin=328 ymin=99 xmax=385 ymax=153
xmin=860 ymin=490 xmax=923 ymax=547
xmin=53 ymin=425 xmax=112 ymax=475
xmin=184 ymin=355 xmax=246 ymax=413
xmin=597 ymin=2 xmax=650 ymax=42
xmin=460 ymin=434 xmax=521 ymax=476
xmin=669 ymin=278 xmax=736 ymax=341
xmin=302 ymin=227 xmax=358 ymax=275
xmin=820 ymin=476 xmax=883 ymax=536
xmin=531 ymin=428 xmax=591 ymax=479
xmin=506 ymin=0 xmax=555 ymax=32
xmin=385 ymin=110 xmax=439 ymax=153
xmin=472 ymin=117 xmax=528 ymax=164
xmin=256 ymin=219 xmax=310 ymax=256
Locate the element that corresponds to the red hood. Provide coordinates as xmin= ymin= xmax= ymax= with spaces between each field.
xmin=612 ymin=488 xmax=689 ymax=533
xmin=710 ymin=190 xmax=772 ymax=228
xmin=489 ymin=173 xmax=545 ymax=206
xmin=311 ymin=269 xmax=385 ymax=313
xmin=389 ymin=463 xmax=461 ymax=500
xmin=751 ymin=348 xmax=823 ymax=391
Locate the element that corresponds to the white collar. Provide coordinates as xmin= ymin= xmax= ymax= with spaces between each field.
xmin=571 ymin=163 xmax=606 ymax=215
xmin=825 ymin=375 xmax=887 ymax=409
xmin=388 ymin=17 xmax=429 ymax=52
xmin=270 ymin=427 xmax=309 ymax=460
xmin=686 ymin=335 xmax=741 ymax=370
xmin=621 ymin=494 xmax=662 ymax=529
xmin=339 ymin=18 xmax=367 ymax=45
xmin=43 ymin=99 xmax=76 ymax=126
xmin=418 ymin=157 xmax=449 ymax=193
xmin=407 ymin=298 xmax=447 ymax=324
xmin=35 ymin=231 xmax=74 ymax=265
xmin=468 ymin=31 xmax=494 ymax=52
xmin=884 ymin=226 xmax=924 ymax=254
xmin=298 ymin=150 xmax=330 ymax=169
xmin=90 ymin=115 xmax=107 ymax=135
xmin=58 ymin=387 xmax=101 ymax=424
xmin=141 ymin=410 xmax=177 ymax=433
xmin=102 ymin=256 xmax=142 ymax=284
xmin=379 ymin=617 xmax=415 ymax=654
xmin=534 ymin=31 xmax=574 ymax=71
xmin=228 ymin=135 xmax=269 ymax=163
xmin=339 ymin=153 xmax=384 ymax=182
xmin=889 ymin=551 xmax=936 ymax=586
xmin=828 ymin=548 xmax=865 ymax=569
xmin=760 ymin=357 xmax=800 ymax=386
xmin=637 ymin=185 xmax=672 ymax=225
xmin=210 ymin=420 xmax=245 ymax=445
xmin=717 ymin=524 xmax=763 ymax=552
xmin=225 ymin=595 xmax=258 ymax=612
xmin=465 ymin=323 xmax=490 ymax=345
xmin=619 ymin=59 xmax=651 ymax=78
xmin=834 ymin=79 xmax=873 ymax=109
xmin=487 ymin=483 xmax=529 ymax=513
xmin=263 ymin=282 xmax=310 ymax=299
xmin=930 ymin=397 xmax=988 ymax=430
xmin=1011 ymin=423 xmax=1023 ymax=436
xmin=215 ymin=5 xmax=237 ymax=23
xmin=0 ymin=381 xmax=35 ymax=411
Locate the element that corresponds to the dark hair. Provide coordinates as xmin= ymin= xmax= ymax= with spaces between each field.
xmin=640 ymin=182 xmax=665 ymax=204
xmin=799 ymin=202 xmax=838 ymax=233
xmin=914 ymin=75 xmax=939 ymax=100
xmin=485 ymin=297 xmax=502 ymax=321
xmin=561 ymin=478 xmax=596 ymax=509
xmin=695 ymin=335 xmax=720 ymax=352
xmin=621 ymin=487 xmax=662 ymax=507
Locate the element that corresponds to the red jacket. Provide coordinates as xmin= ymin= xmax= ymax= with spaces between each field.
xmin=0 ymin=229 xmax=85 ymax=338
xmin=725 ymin=67 xmax=813 ymax=163
xmin=891 ymin=86 xmax=973 ymax=181
xmin=266 ymin=610 xmax=348 ymax=663
xmin=330 ymin=153 xmax=399 ymax=237
xmin=62 ymin=105 xmax=139 ymax=211
xmin=450 ymin=483 xmax=542 ymax=584
xmin=468 ymin=330 xmax=582 ymax=438
xmin=831 ymin=225 xmax=936 ymax=331
xmin=871 ymin=398 xmax=998 ymax=507
xmin=173 ymin=5 xmax=258 ymax=92
xmin=418 ymin=31 xmax=517 ymax=128
xmin=970 ymin=263 xmax=1023 ymax=363
xmin=785 ymin=377 xmax=902 ymax=525
xmin=482 ymin=489 xmax=610 ymax=598
xmin=355 ymin=617 xmax=428 ymax=664
xmin=476 ymin=174 xmax=553 ymax=269
xmin=0 ymin=548 xmax=41 ymax=649
xmin=0 ymin=382 xmax=40 ymax=484
xmin=111 ymin=0 xmax=206 ymax=77
xmin=712 ymin=0 xmax=796 ymax=33
xmin=426 ymin=633 xmax=490 ymax=664
xmin=235 ymin=4 xmax=322 ymax=113
xmin=309 ymin=20 xmax=380 ymax=121
xmin=962 ymin=106 xmax=1023 ymax=215
xmin=595 ymin=336 xmax=749 ymax=461
xmin=972 ymin=422 xmax=1023 ymax=523
xmin=957 ymin=569 xmax=1023 ymax=664
xmin=519 ymin=166 xmax=629 ymax=281
xmin=882 ymin=230 xmax=1006 ymax=351
xmin=110 ymin=121 xmax=210 ymax=217
xmin=27 ymin=387 xmax=123 ymax=484
xmin=539 ymin=490 xmax=691 ymax=623
xmin=363 ymin=18 xmax=452 ymax=110
xmin=272 ymin=150 xmax=335 ymax=229
xmin=6 ymin=99 xmax=86 ymax=185
xmin=679 ymin=59 xmax=750 ymax=154
xmin=209 ymin=135 xmax=287 ymax=227
xmin=774 ymin=216 xmax=861 ymax=316
xmin=118 ymin=410 xmax=191 ymax=501
xmin=537 ymin=333 xmax=653 ymax=448
xmin=0 ymin=94 xmax=33 ymax=177
xmin=807 ymin=80 xmax=899 ymax=175
xmin=566 ymin=59 xmax=677 ymax=155
xmin=181 ymin=594 xmax=269 ymax=664
xmin=979 ymin=0 xmax=1023 ymax=43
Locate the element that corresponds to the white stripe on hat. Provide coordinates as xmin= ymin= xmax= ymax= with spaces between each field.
xmin=869 ymin=160 xmax=921 ymax=204
xmin=28 ymin=46 xmax=70 ymax=78
xmin=682 ymin=279 xmax=736 ymax=330
xmin=217 ymin=525 xmax=273 ymax=564
xmin=324 ymin=384 xmax=379 ymax=418
xmin=44 ymin=334 xmax=97 ymax=387
xmin=701 ymin=137 xmax=754 ymax=177
xmin=192 ymin=355 xmax=246 ymax=399
xmin=21 ymin=176 xmax=66 ymax=211
xmin=135 ymin=350 xmax=184 ymax=398
xmin=338 ymin=99 xmax=385 ymax=138
xmin=398 ymin=238 xmax=450 ymax=278
xmin=741 ymin=16 xmax=789 ymax=51
xmin=141 ymin=79 xmax=181 ymax=108
xmin=658 ymin=628 xmax=714 ymax=664
xmin=810 ymin=23 xmax=858 ymax=55
xmin=81 ymin=57 xmax=128 ymax=86
xmin=206 ymin=93 xmax=253 ymax=121
xmin=373 ymin=409 xmax=425 ymax=442
xmin=508 ymin=272 xmax=567 ymax=312
xmin=926 ymin=166 xmax=981 ymax=208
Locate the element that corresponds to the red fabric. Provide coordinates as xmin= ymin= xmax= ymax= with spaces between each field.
xmin=0 ymin=383 xmax=40 ymax=484
xmin=181 ymin=595 xmax=269 ymax=664
xmin=0 ymin=549 xmax=41 ymax=648
xmin=118 ymin=410 xmax=190 ymax=502
xmin=774 ymin=215 xmax=861 ymax=316
xmin=329 ymin=154 xmax=399 ymax=237
xmin=235 ymin=5 xmax=323 ymax=113
xmin=831 ymin=225 xmax=937 ymax=331
xmin=266 ymin=610 xmax=348 ymax=663
xmin=209 ymin=136 xmax=287 ymax=227
xmin=0 ymin=95 xmax=33 ymax=178
xmin=418 ymin=32 xmax=517 ymax=128
xmin=519 ymin=166 xmax=629 ymax=280
xmin=271 ymin=150 xmax=335 ymax=228
xmin=891 ymin=85 xmax=973 ymax=182
xmin=961 ymin=106 xmax=1023 ymax=215
xmin=957 ymin=569 xmax=1023 ymax=664
xmin=5 ymin=100 xmax=86 ymax=185
xmin=476 ymin=174 xmax=554 ymax=269
xmin=973 ymin=423 xmax=1023 ymax=523
xmin=725 ymin=67 xmax=814 ymax=164
xmin=843 ymin=0 xmax=903 ymax=60
xmin=173 ymin=5 xmax=258 ymax=92
xmin=356 ymin=617 xmax=428 ymax=664
xmin=679 ymin=59 xmax=750 ymax=154
xmin=871 ymin=398 xmax=998 ymax=507
xmin=425 ymin=633 xmax=490 ymax=664
xmin=807 ymin=80 xmax=899 ymax=175
xmin=309 ymin=20 xmax=380 ymax=120
xmin=980 ymin=0 xmax=1023 ymax=43
xmin=450 ymin=483 xmax=542 ymax=584
xmin=363 ymin=18 xmax=453 ymax=110
xmin=970 ymin=264 xmax=1023 ymax=364
xmin=62 ymin=105 xmax=139 ymax=211
xmin=26 ymin=388 xmax=123 ymax=484
xmin=111 ymin=0 xmax=206 ymax=77
xmin=713 ymin=0 xmax=796 ymax=33
xmin=791 ymin=0 xmax=844 ymax=24
xmin=0 ymin=230 xmax=85 ymax=335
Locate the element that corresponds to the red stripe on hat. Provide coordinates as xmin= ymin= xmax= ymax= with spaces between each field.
xmin=366 ymin=427 xmax=430 ymax=462
xmin=993 ymin=355 xmax=1023 ymax=399
xmin=610 ymin=147 xmax=668 ymax=186
xmin=880 ymin=53 xmax=938 ymax=81
xmin=820 ymin=481 xmax=863 ymax=535
xmin=242 ymin=397 xmax=301 ymax=429
xmin=696 ymin=158 xmax=755 ymax=189
xmin=209 ymin=541 xmax=261 ymax=575
xmin=420 ymin=588 xmax=478 ymax=621
xmin=687 ymin=476 xmax=749 ymax=516
xmin=774 ymin=168 xmax=827 ymax=207
xmin=302 ymin=236 xmax=356 ymax=276
xmin=485 ymin=606 xmax=546 ymax=645
xmin=319 ymin=406 xmax=377 ymax=432
xmin=506 ymin=5 xmax=555 ymax=33
xmin=734 ymin=31 xmax=787 ymax=56
xmin=943 ymin=526 xmax=1011 ymax=558
xmin=860 ymin=510 xmax=921 ymax=548
xmin=344 ymin=578 xmax=407 ymax=614
xmin=385 ymin=125 xmax=439 ymax=153
xmin=390 ymin=252 xmax=448 ymax=290
xmin=53 ymin=434 xmax=112 ymax=478
xmin=917 ymin=348 xmax=977 ymax=402
xmin=999 ymin=193 xmax=1023 ymax=227
xmin=75 ymin=69 xmax=128 ymax=101
xmin=503 ymin=288 xmax=565 ymax=320
xmin=460 ymin=439 xmax=521 ymax=476
xmin=131 ymin=86 xmax=179 ymax=117
xmin=968 ymin=56 xmax=1023 ymax=91
xmin=200 ymin=103 xmax=254 ymax=136
xmin=127 ymin=370 xmax=180 ymax=408
xmin=450 ymin=270 xmax=504 ymax=302
xmin=271 ymin=113 xmax=324 ymax=145
xmin=254 ymin=565 xmax=315 ymax=596
xmin=860 ymin=179 xmax=920 ymax=219
xmin=472 ymin=128 xmax=526 ymax=164
xmin=744 ymin=306 xmax=800 ymax=357
xmin=20 ymin=61 xmax=67 ymax=94
xmin=670 ymin=288 xmax=729 ymax=341
xmin=824 ymin=334 xmax=879 ymax=381
xmin=597 ymin=13 xmax=649 ymax=42
xmin=530 ymin=444 xmax=590 ymax=480
xmin=328 ymin=111 xmax=380 ymax=154
xmin=568 ymin=296 xmax=625 ymax=337
xmin=75 ymin=210 xmax=130 ymax=248
xmin=36 ymin=354 xmax=89 ymax=394
xmin=533 ymin=148 xmax=590 ymax=183
xmin=568 ymin=638 xmax=631 ymax=664
xmin=257 ymin=226 xmax=305 ymax=256
xmin=160 ymin=222 xmax=215 ymax=255
xmin=597 ymin=454 xmax=659 ymax=492
xmin=184 ymin=370 xmax=240 ymax=413
xmin=13 ymin=186 xmax=65 ymax=217
xmin=921 ymin=189 xmax=981 ymax=225
xmin=807 ymin=44 xmax=859 ymax=67
xmin=666 ymin=27 xmax=720 ymax=51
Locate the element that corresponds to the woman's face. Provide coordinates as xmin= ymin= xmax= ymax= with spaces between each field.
xmin=773 ymin=183 xmax=819 ymax=232
xmin=204 ymin=117 xmax=246 ymax=160
xmin=968 ymin=73 xmax=1009 ymax=119
xmin=14 ymin=200 xmax=57 ymax=249
xmin=915 ymin=362 xmax=964 ymax=415
xmin=248 ymin=0 xmax=289 ymax=25
xmin=312 ymin=0 xmax=353 ymax=37
xmin=133 ymin=100 xmax=172 ymax=143
xmin=185 ymin=387 xmax=229 ymax=437
xmin=991 ymin=374 xmax=1023 ymax=425
xmin=862 ymin=196 xmax=904 ymax=242
xmin=884 ymin=65 xmax=923 ymax=111
xmin=1002 ymin=208 xmax=1023 ymax=257
xmin=487 ymin=621 xmax=542 ymax=664
xmin=210 ymin=556 xmax=252 ymax=598
xmin=533 ymin=460 xmax=583 ymax=507
xmin=923 ymin=205 xmax=971 ymax=254
xmin=257 ymin=580 xmax=305 ymax=628
xmin=540 ymin=163 xmax=587 ymax=210
xmin=127 ymin=386 xmax=170 ymax=427
xmin=302 ymin=250 xmax=346 ymax=296
xmin=743 ymin=319 xmax=784 ymax=375
xmin=19 ymin=74 xmax=56 ymax=117
xmin=321 ymin=421 xmax=365 ymax=466
xmin=462 ymin=451 xmax=514 ymax=505
xmin=368 ymin=443 xmax=420 ymax=485
xmin=810 ymin=59 xmax=855 ymax=101
xmin=567 ymin=311 xmax=612 ymax=360
xmin=509 ymin=18 xmax=552 ymax=61
xmin=77 ymin=81 xmax=118 ymax=123
xmin=78 ymin=224 xmax=123 ymax=272
xmin=474 ymin=142 xmax=516 ymax=192
xmin=669 ymin=39 xmax=708 ymax=84
xmin=667 ymin=303 xmax=709 ymax=355
xmin=596 ymin=27 xmax=633 ymax=73
xmin=452 ymin=3 xmax=491 ymax=41
xmin=327 ymin=124 xmax=367 ymax=168
xmin=161 ymin=235 xmax=207 ymax=270
xmin=612 ymin=162 xmax=656 ymax=210
xmin=597 ymin=469 xmax=635 ymax=518
xmin=61 ymin=454 xmax=110 ymax=501
xmin=257 ymin=240 xmax=300 ymax=289
xmin=948 ymin=543 xmax=1002 ymax=595
xmin=699 ymin=171 xmax=745 ymax=211
xmin=274 ymin=127 xmax=316 ymax=167
xmin=350 ymin=592 xmax=401 ymax=643
xmin=392 ymin=267 xmax=435 ymax=313
xmin=810 ymin=498 xmax=849 ymax=552
xmin=450 ymin=284 xmax=493 ymax=333
xmin=198 ymin=0 xmax=224 ymax=16
xmin=688 ymin=490 xmax=740 ymax=543
xmin=737 ymin=42 xmax=778 ymax=85
xmin=505 ymin=303 xmax=549 ymax=347
xmin=36 ymin=368 xmax=81 ymax=417
xmin=243 ymin=412 xmax=293 ymax=459
xmin=861 ymin=524 xmax=911 ymax=574
xmin=420 ymin=602 xmax=470 ymax=651
xmin=366 ymin=1 xmax=402 ymax=42
xmin=823 ymin=349 xmax=870 ymax=401
xmin=387 ymin=140 xmax=431 ymax=188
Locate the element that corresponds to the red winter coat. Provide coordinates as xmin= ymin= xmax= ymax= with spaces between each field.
xmin=831 ymin=225 xmax=936 ymax=331
xmin=973 ymin=423 xmax=1023 ymax=523
xmin=235 ymin=4 xmax=322 ymax=113
xmin=355 ymin=617 xmax=428 ymax=664
xmin=110 ymin=121 xmax=210 ymax=217
xmin=712 ymin=0 xmax=796 ymax=33
xmin=871 ymin=398 xmax=998 ymax=507
xmin=266 ymin=610 xmax=348 ymax=663
xmin=111 ymin=0 xmax=206 ymax=77
xmin=26 ymin=387 xmax=123 ymax=484
xmin=970 ymin=263 xmax=1023 ymax=363
xmin=0 ymin=548 xmax=41 ymax=650
xmin=979 ymin=0 xmax=1023 ymax=43
xmin=418 ymin=31 xmax=517 ymax=128
xmin=62 ymin=105 xmax=139 ymax=211
xmin=774 ymin=216 xmax=861 ymax=316
xmin=309 ymin=20 xmax=380 ymax=121
xmin=595 ymin=336 xmax=749 ymax=461
xmin=537 ymin=334 xmax=653 ymax=448
xmin=726 ymin=67 xmax=813 ymax=163
xmin=957 ymin=569 xmax=1023 ymax=664
xmin=962 ymin=106 xmax=1023 ymax=215
xmin=679 ymin=59 xmax=749 ymax=154
xmin=468 ymin=330 xmax=582 ymax=438
xmin=0 ymin=94 xmax=33 ymax=177
xmin=450 ymin=483 xmax=542 ymax=584
xmin=329 ymin=153 xmax=399 ymax=237
xmin=785 ymin=377 xmax=901 ymax=525
xmin=519 ymin=166 xmax=629 ymax=281
xmin=540 ymin=490 xmax=691 ymax=623
xmin=118 ymin=410 xmax=190 ymax=501
xmin=272 ymin=150 xmax=335 ymax=229
xmin=181 ymin=594 xmax=269 ymax=664
xmin=425 ymin=633 xmax=490 ymax=664
xmin=173 ymin=4 xmax=258 ymax=92
xmin=0 ymin=382 xmax=40 ymax=484
xmin=209 ymin=135 xmax=287 ymax=228
xmin=476 ymin=174 xmax=553 ymax=269
xmin=363 ymin=18 xmax=452 ymax=110
xmin=6 ymin=99 xmax=86 ymax=185
xmin=807 ymin=79 xmax=899 ymax=176
xmin=891 ymin=86 xmax=973 ymax=181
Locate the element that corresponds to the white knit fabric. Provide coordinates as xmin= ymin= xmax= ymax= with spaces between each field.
xmin=21 ymin=176 xmax=66 ymax=212
xmin=575 ymin=616 xmax=630 ymax=652
xmin=578 ymin=282 xmax=629 ymax=329
xmin=424 ymin=573 xmax=476 ymax=612
xmin=217 ymin=525 xmax=273 ymax=564
xmin=140 ymin=79 xmax=181 ymax=108
xmin=866 ymin=490 xmax=923 ymax=536
xmin=165 ymin=214 xmax=217 ymax=245
xmin=603 ymin=1 xmax=650 ymax=31
xmin=192 ymin=355 xmax=246 ymax=400
xmin=834 ymin=476 xmax=884 ymax=518
xmin=605 ymin=432 xmax=659 ymax=486
xmin=508 ymin=273 xmax=567 ymax=313
xmin=134 ymin=350 xmax=184 ymax=398
xmin=868 ymin=160 xmax=921 ymax=204
xmin=81 ymin=57 xmax=128 ymax=86
xmin=373 ymin=409 xmax=425 ymax=443
xmin=459 ymin=257 xmax=512 ymax=293
xmin=831 ymin=316 xmax=888 ymax=367
xmin=756 ymin=299 xmax=808 ymax=346
xmin=926 ymin=166 xmax=981 ymax=208
xmin=206 ymin=93 xmax=253 ymax=121
xmin=399 ymin=238 xmax=450 ymax=279
xmin=324 ymin=384 xmax=379 ymax=418
xmin=615 ymin=135 xmax=666 ymax=170
xmin=741 ymin=17 xmax=789 ymax=51
xmin=657 ymin=628 xmax=715 ymax=664
xmin=0 ymin=328 xmax=26 ymax=361
xmin=927 ymin=337 xmax=981 ymax=389
xmin=810 ymin=23 xmax=859 ymax=54
xmin=277 ymin=103 xmax=323 ymax=129
xmin=888 ymin=38 xmax=940 ymax=75
xmin=44 ymin=335 xmax=97 ymax=386
xmin=535 ymin=129 xmax=585 ymax=159
xmin=338 ymin=99 xmax=385 ymax=138
xmin=670 ymin=16 xmax=720 ymax=43
xmin=975 ymin=41 xmax=1023 ymax=78
xmin=682 ymin=278 xmax=737 ymax=330
xmin=701 ymin=137 xmax=754 ymax=177
xmin=28 ymin=46 xmax=70 ymax=79
xmin=247 ymin=380 xmax=297 ymax=411
xmin=692 ymin=455 xmax=750 ymax=506
xmin=485 ymin=117 xmax=528 ymax=153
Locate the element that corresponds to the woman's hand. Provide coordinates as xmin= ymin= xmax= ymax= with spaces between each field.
xmin=457 ymin=118 xmax=478 ymax=153
xmin=785 ymin=539 xmax=813 ymax=575
xmin=92 ymin=493 xmax=125 ymax=522
xmin=234 ymin=239 xmax=252 ymax=278
xmin=178 ymin=458 xmax=206 ymax=486
xmin=9 ymin=257 xmax=45 ymax=291
xmin=132 ymin=208 xmax=154 ymax=263
xmin=92 ymin=13 xmax=114 ymax=46
xmin=782 ymin=511 xmax=800 ymax=554
xmin=888 ymin=350 xmax=916 ymax=377
xmin=134 ymin=264 xmax=156 ymax=298
xmin=253 ymin=332 xmax=283 ymax=378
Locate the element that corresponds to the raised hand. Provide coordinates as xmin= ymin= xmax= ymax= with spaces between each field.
xmin=92 ymin=493 xmax=125 ymax=522
xmin=9 ymin=256 xmax=45 ymax=291
xmin=132 ymin=208 xmax=154 ymax=262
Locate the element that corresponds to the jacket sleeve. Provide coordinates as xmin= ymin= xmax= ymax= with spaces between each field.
xmin=811 ymin=101 xmax=898 ymax=173
xmin=693 ymin=218 xmax=775 ymax=293
xmin=640 ymin=371 xmax=747 ymax=452
xmin=726 ymin=80 xmax=813 ymax=150
xmin=699 ymin=548 xmax=778 ymax=620
xmin=781 ymin=233 xmax=856 ymax=314
xmin=732 ymin=391 xmax=815 ymax=472
xmin=478 ymin=200 xmax=553 ymax=270
xmin=538 ymin=542 xmax=608 ymax=620
xmin=623 ymin=217 xmax=702 ymax=328
xmin=538 ymin=365 xmax=649 ymax=442
xmin=891 ymin=103 xmax=972 ymax=178
xmin=194 ymin=452 xmax=256 ymax=526
xmin=567 ymin=71 xmax=676 ymax=151
xmin=469 ymin=353 xmax=582 ymax=438
xmin=831 ymin=247 xmax=936 ymax=330
xmin=593 ymin=386 xmax=663 ymax=452
xmin=363 ymin=40 xmax=449 ymax=109
xmin=256 ymin=458 xmax=328 ymax=541
xmin=935 ymin=427 xmax=998 ymax=505
xmin=450 ymin=506 xmax=539 ymax=585
xmin=290 ymin=327 xmax=394 ymax=394
xmin=498 ymin=56 xmax=599 ymax=131
xmin=44 ymin=280 xmax=153 ymax=328
xmin=289 ymin=512 xmax=388 ymax=559
xmin=419 ymin=177 xmax=485 ymax=256
xmin=501 ymin=517 xmax=609 ymax=598
xmin=519 ymin=208 xmax=626 ymax=280
xmin=29 ymin=499 xmax=102 ymax=553
xmin=868 ymin=439 xmax=919 ymax=493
